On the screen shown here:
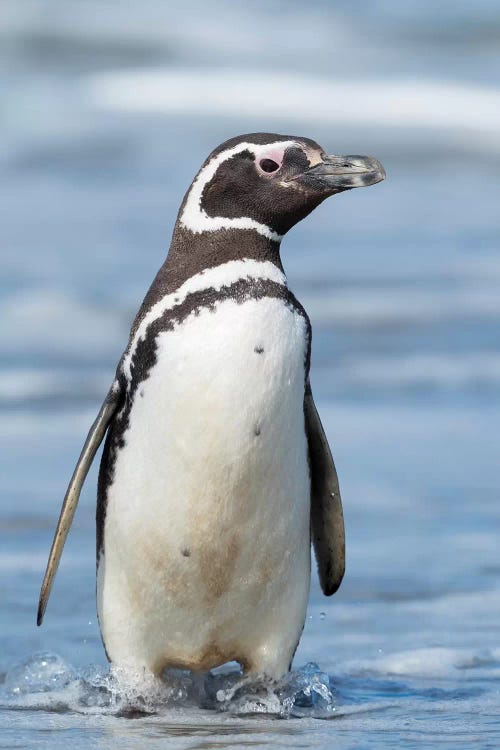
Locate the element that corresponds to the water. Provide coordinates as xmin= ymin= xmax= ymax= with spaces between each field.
xmin=1 ymin=1 xmax=499 ymax=747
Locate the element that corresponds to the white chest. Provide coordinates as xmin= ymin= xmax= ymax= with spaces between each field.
xmin=98 ymin=294 xmax=311 ymax=672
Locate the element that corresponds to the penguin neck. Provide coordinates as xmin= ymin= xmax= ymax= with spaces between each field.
xmin=161 ymin=225 xmax=284 ymax=292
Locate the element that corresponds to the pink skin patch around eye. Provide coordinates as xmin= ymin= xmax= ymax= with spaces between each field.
xmin=256 ymin=146 xmax=286 ymax=175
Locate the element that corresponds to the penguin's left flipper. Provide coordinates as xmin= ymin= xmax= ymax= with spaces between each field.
xmin=305 ymin=382 xmax=346 ymax=596
xmin=37 ymin=382 xmax=123 ymax=626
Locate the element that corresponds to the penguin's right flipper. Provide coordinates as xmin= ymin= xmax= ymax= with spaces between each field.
xmin=37 ymin=382 xmax=123 ymax=626
xmin=305 ymin=382 xmax=346 ymax=596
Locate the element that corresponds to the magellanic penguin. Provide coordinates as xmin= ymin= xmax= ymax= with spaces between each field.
xmin=38 ymin=133 xmax=385 ymax=679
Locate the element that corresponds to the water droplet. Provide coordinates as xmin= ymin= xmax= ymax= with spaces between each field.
xmin=320 ymin=611 xmax=326 ymax=620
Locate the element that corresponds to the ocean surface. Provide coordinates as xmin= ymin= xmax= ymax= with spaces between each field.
xmin=1 ymin=1 xmax=499 ymax=747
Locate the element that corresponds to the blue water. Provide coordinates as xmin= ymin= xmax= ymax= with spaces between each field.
xmin=1 ymin=1 xmax=500 ymax=747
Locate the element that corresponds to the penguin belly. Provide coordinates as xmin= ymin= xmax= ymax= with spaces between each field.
xmin=97 ymin=295 xmax=311 ymax=677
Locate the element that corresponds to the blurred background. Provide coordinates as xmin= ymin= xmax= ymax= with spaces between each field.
xmin=1 ymin=0 xmax=499 ymax=746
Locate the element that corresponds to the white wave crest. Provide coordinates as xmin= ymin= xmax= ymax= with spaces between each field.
xmin=327 ymin=353 xmax=500 ymax=390
xmin=87 ymin=68 xmax=500 ymax=147
xmin=347 ymin=646 xmax=500 ymax=678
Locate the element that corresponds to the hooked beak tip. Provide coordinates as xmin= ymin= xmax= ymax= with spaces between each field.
xmin=303 ymin=154 xmax=386 ymax=191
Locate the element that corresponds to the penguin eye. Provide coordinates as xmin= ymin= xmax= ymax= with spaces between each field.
xmin=259 ymin=158 xmax=280 ymax=173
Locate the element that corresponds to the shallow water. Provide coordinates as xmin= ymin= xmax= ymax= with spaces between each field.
xmin=1 ymin=1 xmax=500 ymax=747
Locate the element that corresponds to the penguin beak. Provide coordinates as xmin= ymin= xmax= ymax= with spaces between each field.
xmin=300 ymin=154 xmax=386 ymax=193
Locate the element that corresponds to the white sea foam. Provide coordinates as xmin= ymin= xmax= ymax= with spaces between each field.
xmin=303 ymin=285 xmax=500 ymax=325
xmin=0 ymin=368 xmax=110 ymax=401
xmin=326 ymin=352 xmax=500 ymax=390
xmin=0 ymin=409 xmax=97 ymax=442
xmin=0 ymin=553 xmax=88 ymax=572
xmin=0 ymin=289 xmax=125 ymax=357
xmin=346 ymin=646 xmax=500 ymax=679
xmin=87 ymin=68 xmax=500 ymax=147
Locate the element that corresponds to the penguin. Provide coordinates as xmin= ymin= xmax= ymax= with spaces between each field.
xmin=37 ymin=133 xmax=385 ymax=679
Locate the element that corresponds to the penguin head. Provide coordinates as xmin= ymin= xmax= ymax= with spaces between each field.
xmin=179 ymin=133 xmax=385 ymax=241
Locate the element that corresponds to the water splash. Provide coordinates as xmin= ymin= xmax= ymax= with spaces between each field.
xmin=1 ymin=653 xmax=336 ymax=719
xmin=4 ymin=653 xmax=76 ymax=696
xmin=205 ymin=661 xmax=335 ymax=718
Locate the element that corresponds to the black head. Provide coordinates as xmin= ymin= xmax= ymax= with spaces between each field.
xmin=179 ymin=132 xmax=385 ymax=240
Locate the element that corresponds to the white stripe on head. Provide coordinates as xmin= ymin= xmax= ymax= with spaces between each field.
xmin=179 ymin=141 xmax=297 ymax=242
xmin=122 ymin=259 xmax=287 ymax=382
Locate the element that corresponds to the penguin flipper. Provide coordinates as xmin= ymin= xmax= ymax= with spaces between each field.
xmin=37 ymin=382 xmax=122 ymax=626
xmin=305 ymin=383 xmax=346 ymax=596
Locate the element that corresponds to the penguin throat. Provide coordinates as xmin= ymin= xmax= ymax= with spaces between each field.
xmin=181 ymin=210 xmax=283 ymax=243
xmin=125 ymin=224 xmax=285 ymax=350
xmin=163 ymin=224 xmax=283 ymax=292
